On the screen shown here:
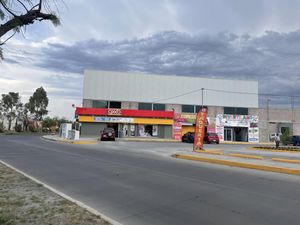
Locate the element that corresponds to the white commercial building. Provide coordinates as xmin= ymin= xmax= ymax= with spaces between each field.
xmin=76 ymin=70 xmax=259 ymax=142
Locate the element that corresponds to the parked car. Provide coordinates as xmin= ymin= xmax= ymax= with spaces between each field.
xmin=182 ymin=132 xmax=194 ymax=143
xmin=292 ymin=135 xmax=300 ymax=146
xmin=100 ymin=128 xmax=116 ymax=141
xmin=204 ymin=133 xmax=219 ymax=144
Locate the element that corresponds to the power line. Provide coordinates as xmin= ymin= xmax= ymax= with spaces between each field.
xmin=153 ymin=87 xmax=300 ymax=103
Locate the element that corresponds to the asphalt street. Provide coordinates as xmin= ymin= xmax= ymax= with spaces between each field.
xmin=1 ymin=135 xmax=300 ymax=225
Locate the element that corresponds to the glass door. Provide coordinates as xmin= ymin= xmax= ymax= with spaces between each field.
xmin=224 ymin=128 xmax=233 ymax=141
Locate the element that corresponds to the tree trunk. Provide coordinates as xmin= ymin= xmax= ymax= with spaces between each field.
xmin=8 ymin=118 xmax=11 ymax=130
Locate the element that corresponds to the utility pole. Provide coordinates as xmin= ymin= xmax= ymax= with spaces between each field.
xmin=267 ymin=98 xmax=271 ymax=121
xmin=201 ymin=88 xmax=204 ymax=110
xmin=291 ymin=96 xmax=295 ymax=122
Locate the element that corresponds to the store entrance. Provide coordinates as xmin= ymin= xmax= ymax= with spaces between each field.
xmin=224 ymin=128 xmax=233 ymax=141
xmin=234 ymin=127 xmax=248 ymax=142
xmin=224 ymin=127 xmax=248 ymax=142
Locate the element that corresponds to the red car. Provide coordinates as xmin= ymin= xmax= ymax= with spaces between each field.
xmin=100 ymin=128 xmax=116 ymax=141
xmin=204 ymin=133 xmax=219 ymax=144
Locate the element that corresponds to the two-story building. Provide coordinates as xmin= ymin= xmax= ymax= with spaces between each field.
xmin=76 ymin=70 xmax=261 ymax=142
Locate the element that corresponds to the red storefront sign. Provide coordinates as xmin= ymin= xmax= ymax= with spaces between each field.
xmin=107 ymin=108 xmax=122 ymax=116
xmin=193 ymin=108 xmax=208 ymax=150
xmin=173 ymin=123 xmax=182 ymax=140
xmin=76 ymin=107 xmax=173 ymax=118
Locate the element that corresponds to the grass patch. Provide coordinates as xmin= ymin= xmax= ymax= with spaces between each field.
xmin=0 ymin=162 xmax=111 ymax=225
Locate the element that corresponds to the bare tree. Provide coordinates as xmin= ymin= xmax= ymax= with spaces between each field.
xmin=0 ymin=0 xmax=61 ymax=58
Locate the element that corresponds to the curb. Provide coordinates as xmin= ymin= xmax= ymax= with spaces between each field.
xmin=194 ymin=150 xmax=224 ymax=155
xmin=228 ymin=153 xmax=264 ymax=160
xmin=42 ymin=136 xmax=97 ymax=145
xmin=272 ymin=158 xmax=300 ymax=164
xmin=0 ymin=160 xmax=121 ymax=225
xmin=172 ymin=154 xmax=300 ymax=176
xmin=122 ymin=138 xmax=180 ymax=143
xmin=247 ymin=147 xmax=300 ymax=153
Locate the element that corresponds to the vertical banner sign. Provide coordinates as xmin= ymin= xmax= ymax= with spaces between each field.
xmin=193 ymin=108 xmax=208 ymax=151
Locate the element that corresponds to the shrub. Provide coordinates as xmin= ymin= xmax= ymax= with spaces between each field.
xmin=14 ymin=124 xmax=23 ymax=132
xmin=0 ymin=122 xmax=5 ymax=133
xmin=28 ymin=124 xmax=38 ymax=132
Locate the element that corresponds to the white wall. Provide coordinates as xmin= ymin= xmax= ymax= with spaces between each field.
xmin=83 ymin=70 xmax=258 ymax=108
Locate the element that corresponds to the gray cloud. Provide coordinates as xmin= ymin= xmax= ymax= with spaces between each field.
xmin=8 ymin=30 xmax=300 ymax=108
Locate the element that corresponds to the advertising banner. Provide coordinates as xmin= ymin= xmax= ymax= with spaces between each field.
xmin=216 ymin=114 xmax=258 ymax=127
xmin=94 ymin=116 xmax=134 ymax=123
xmin=174 ymin=113 xmax=210 ymax=125
xmin=248 ymin=127 xmax=259 ymax=142
xmin=174 ymin=113 xmax=196 ymax=123
xmin=193 ymin=108 xmax=208 ymax=150
xmin=173 ymin=123 xmax=182 ymax=140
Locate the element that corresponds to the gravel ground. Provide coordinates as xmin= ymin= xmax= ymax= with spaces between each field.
xmin=0 ymin=163 xmax=111 ymax=225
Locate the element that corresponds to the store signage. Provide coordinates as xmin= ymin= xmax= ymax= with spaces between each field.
xmin=94 ymin=116 xmax=134 ymax=123
xmin=248 ymin=127 xmax=259 ymax=142
xmin=215 ymin=114 xmax=259 ymax=142
xmin=216 ymin=114 xmax=258 ymax=127
xmin=108 ymin=108 xmax=122 ymax=116
xmin=193 ymin=108 xmax=207 ymax=150
xmin=173 ymin=123 xmax=182 ymax=140
xmin=174 ymin=113 xmax=196 ymax=123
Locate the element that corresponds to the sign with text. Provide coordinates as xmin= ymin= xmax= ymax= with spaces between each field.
xmin=193 ymin=108 xmax=208 ymax=151
xmin=107 ymin=108 xmax=122 ymax=116
xmin=94 ymin=116 xmax=133 ymax=123
xmin=173 ymin=123 xmax=182 ymax=140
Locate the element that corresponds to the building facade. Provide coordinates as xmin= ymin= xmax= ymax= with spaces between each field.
xmin=76 ymin=70 xmax=265 ymax=142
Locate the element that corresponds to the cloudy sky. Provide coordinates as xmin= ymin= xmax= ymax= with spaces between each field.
xmin=1 ymin=0 xmax=300 ymax=119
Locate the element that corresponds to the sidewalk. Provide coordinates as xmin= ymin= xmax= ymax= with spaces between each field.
xmin=172 ymin=150 xmax=300 ymax=176
xmin=121 ymin=137 xmax=180 ymax=142
xmin=42 ymin=135 xmax=98 ymax=144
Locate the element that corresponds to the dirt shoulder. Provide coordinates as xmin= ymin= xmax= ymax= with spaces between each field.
xmin=0 ymin=162 xmax=111 ymax=225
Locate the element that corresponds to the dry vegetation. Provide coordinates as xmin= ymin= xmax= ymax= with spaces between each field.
xmin=0 ymin=163 xmax=111 ymax=225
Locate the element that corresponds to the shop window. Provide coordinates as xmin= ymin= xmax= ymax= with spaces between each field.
xmin=109 ymin=101 xmax=121 ymax=109
xmin=153 ymin=103 xmax=165 ymax=111
xmin=92 ymin=100 xmax=108 ymax=108
xmin=182 ymin=105 xmax=194 ymax=113
xmin=224 ymin=107 xmax=248 ymax=115
xmin=139 ymin=103 xmax=152 ymax=110
xmin=236 ymin=108 xmax=248 ymax=115
xmin=195 ymin=105 xmax=207 ymax=113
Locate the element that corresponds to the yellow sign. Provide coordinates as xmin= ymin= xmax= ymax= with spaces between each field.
xmin=133 ymin=118 xmax=173 ymax=125
xmin=78 ymin=116 xmax=173 ymax=125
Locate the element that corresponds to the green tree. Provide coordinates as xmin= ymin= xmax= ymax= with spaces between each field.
xmin=0 ymin=0 xmax=61 ymax=59
xmin=0 ymin=92 xmax=21 ymax=130
xmin=27 ymin=87 xmax=48 ymax=120
xmin=42 ymin=116 xmax=57 ymax=128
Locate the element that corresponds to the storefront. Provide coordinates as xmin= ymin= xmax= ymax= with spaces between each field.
xmin=215 ymin=114 xmax=259 ymax=142
xmin=173 ymin=113 xmax=211 ymax=140
xmin=76 ymin=108 xmax=174 ymax=138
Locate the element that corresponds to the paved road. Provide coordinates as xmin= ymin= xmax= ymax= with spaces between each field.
xmin=1 ymin=135 xmax=300 ymax=225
